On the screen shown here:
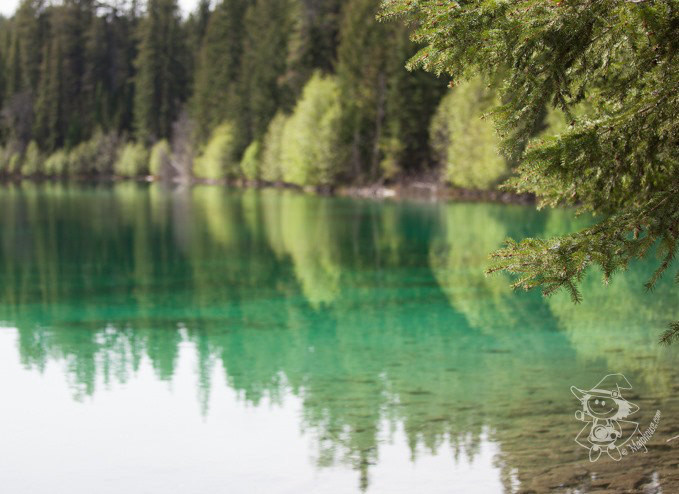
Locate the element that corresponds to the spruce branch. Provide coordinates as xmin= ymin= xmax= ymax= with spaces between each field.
xmin=383 ymin=0 xmax=679 ymax=342
xmin=486 ymin=183 xmax=678 ymax=316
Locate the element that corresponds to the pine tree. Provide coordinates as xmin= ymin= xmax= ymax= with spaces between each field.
xmin=337 ymin=0 xmax=443 ymax=180
xmin=13 ymin=0 xmax=43 ymax=93
xmin=283 ymin=0 xmax=343 ymax=99
xmin=2 ymin=0 xmax=44 ymax=148
xmin=241 ymin=0 xmax=295 ymax=141
xmin=381 ymin=0 xmax=679 ymax=341
xmin=5 ymin=25 xmax=22 ymax=98
xmin=133 ymin=0 xmax=188 ymax=143
xmin=337 ymin=0 xmax=388 ymax=179
xmin=0 ymin=31 xmax=5 ymax=119
xmin=35 ymin=2 xmax=89 ymax=148
xmin=34 ymin=38 xmax=63 ymax=151
xmin=381 ymin=29 xmax=445 ymax=176
xmin=108 ymin=3 xmax=138 ymax=134
xmin=185 ymin=0 xmax=211 ymax=78
xmin=191 ymin=0 xmax=247 ymax=142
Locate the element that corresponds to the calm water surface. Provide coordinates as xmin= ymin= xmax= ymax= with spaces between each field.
xmin=0 ymin=183 xmax=677 ymax=493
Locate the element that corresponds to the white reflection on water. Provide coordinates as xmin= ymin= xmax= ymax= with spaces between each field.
xmin=0 ymin=329 xmax=506 ymax=493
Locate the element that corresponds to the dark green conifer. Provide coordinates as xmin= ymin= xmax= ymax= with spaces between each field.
xmin=241 ymin=0 xmax=295 ymax=141
xmin=191 ymin=0 xmax=247 ymax=142
xmin=133 ymin=0 xmax=188 ymax=143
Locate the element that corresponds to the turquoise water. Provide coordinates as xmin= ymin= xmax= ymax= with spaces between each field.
xmin=0 ymin=183 xmax=677 ymax=493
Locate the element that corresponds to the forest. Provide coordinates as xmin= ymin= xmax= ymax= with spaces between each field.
xmin=0 ymin=0 xmax=495 ymax=188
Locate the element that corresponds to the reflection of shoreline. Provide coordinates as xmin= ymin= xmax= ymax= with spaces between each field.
xmin=0 ymin=175 xmax=537 ymax=205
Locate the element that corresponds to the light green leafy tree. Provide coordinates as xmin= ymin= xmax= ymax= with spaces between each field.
xmin=21 ymin=140 xmax=41 ymax=175
xmin=114 ymin=142 xmax=149 ymax=177
xmin=280 ymin=72 xmax=343 ymax=187
xmin=193 ymin=121 xmax=239 ymax=180
xmin=260 ymin=112 xmax=288 ymax=183
xmin=44 ymin=149 xmax=68 ymax=176
xmin=430 ymin=76 xmax=508 ymax=189
xmin=149 ymin=139 xmax=172 ymax=177
xmin=240 ymin=140 xmax=261 ymax=181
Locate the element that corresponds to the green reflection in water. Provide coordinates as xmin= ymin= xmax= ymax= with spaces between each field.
xmin=0 ymin=183 xmax=677 ymax=492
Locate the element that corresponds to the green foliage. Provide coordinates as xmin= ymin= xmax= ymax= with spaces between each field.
xmin=430 ymin=77 xmax=508 ymax=189
xmin=114 ymin=142 xmax=149 ymax=178
xmin=337 ymin=0 xmax=391 ymax=179
xmin=193 ymin=122 xmax=238 ymax=180
xmin=65 ymin=131 xmax=120 ymax=176
xmin=134 ymin=0 xmax=188 ymax=142
xmin=337 ymin=0 xmax=445 ymax=180
xmin=280 ymin=73 xmax=343 ymax=186
xmin=34 ymin=38 xmax=63 ymax=151
xmin=66 ymin=142 xmax=95 ymax=176
xmin=284 ymin=0 xmax=343 ymax=98
xmin=91 ymin=131 xmax=120 ymax=175
xmin=149 ymin=139 xmax=172 ymax=177
xmin=191 ymin=0 xmax=248 ymax=142
xmin=8 ymin=153 xmax=21 ymax=174
xmin=378 ymin=136 xmax=402 ymax=180
xmin=10 ymin=0 xmax=42 ymax=93
xmin=260 ymin=112 xmax=287 ymax=183
xmin=44 ymin=149 xmax=68 ymax=176
xmin=28 ymin=0 xmax=137 ymax=151
xmin=382 ymin=0 xmax=679 ymax=338
xmin=489 ymin=190 xmax=679 ymax=303
xmin=21 ymin=140 xmax=41 ymax=175
xmin=240 ymin=140 xmax=261 ymax=181
xmin=241 ymin=0 xmax=295 ymax=141
xmin=541 ymin=212 xmax=679 ymax=390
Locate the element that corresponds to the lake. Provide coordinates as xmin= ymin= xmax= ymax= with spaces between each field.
xmin=0 ymin=183 xmax=677 ymax=493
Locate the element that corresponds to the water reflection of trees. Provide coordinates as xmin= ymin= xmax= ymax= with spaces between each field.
xmin=0 ymin=183 xmax=677 ymax=492
xmin=542 ymin=213 xmax=679 ymax=396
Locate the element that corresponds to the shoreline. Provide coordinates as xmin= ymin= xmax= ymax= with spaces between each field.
xmin=0 ymin=174 xmax=535 ymax=205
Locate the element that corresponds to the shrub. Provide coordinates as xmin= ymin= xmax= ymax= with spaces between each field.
xmin=240 ymin=140 xmax=261 ymax=181
xmin=280 ymin=73 xmax=343 ymax=187
xmin=379 ymin=137 xmax=403 ymax=181
xmin=65 ymin=131 xmax=119 ymax=175
xmin=8 ymin=152 xmax=21 ymax=174
xmin=0 ymin=146 xmax=21 ymax=174
xmin=260 ymin=112 xmax=287 ymax=183
xmin=21 ymin=141 xmax=42 ymax=176
xmin=65 ymin=142 xmax=92 ymax=175
xmin=44 ymin=149 xmax=68 ymax=176
xmin=193 ymin=121 xmax=238 ymax=180
xmin=430 ymin=75 xmax=509 ymax=190
xmin=114 ymin=142 xmax=149 ymax=177
xmin=89 ymin=131 xmax=120 ymax=174
xmin=149 ymin=139 xmax=172 ymax=177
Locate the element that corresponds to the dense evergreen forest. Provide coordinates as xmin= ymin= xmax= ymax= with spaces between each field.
xmin=0 ymin=0 xmax=505 ymax=188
